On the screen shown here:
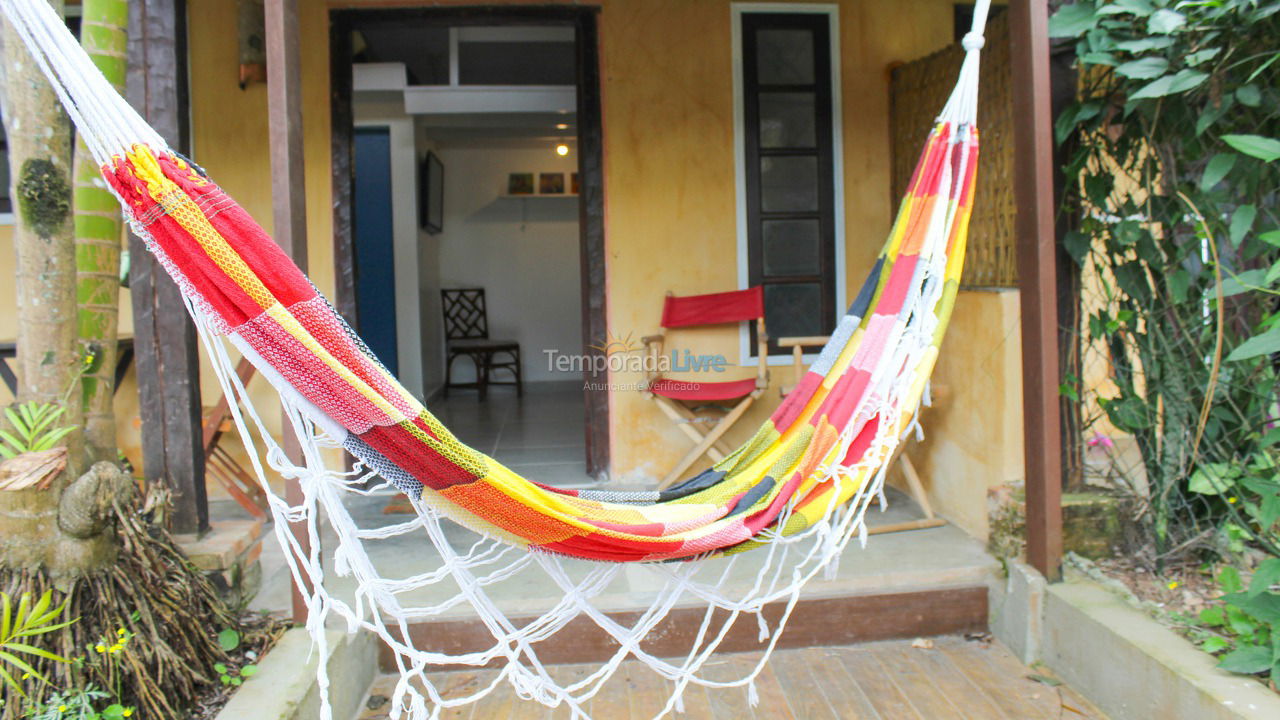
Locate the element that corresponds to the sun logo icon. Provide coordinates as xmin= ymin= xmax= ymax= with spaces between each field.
xmin=590 ymin=330 xmax=640 ymax=356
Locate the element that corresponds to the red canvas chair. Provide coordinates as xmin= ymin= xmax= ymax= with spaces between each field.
xmin=643 ymin=287 xmax=768 ymax=489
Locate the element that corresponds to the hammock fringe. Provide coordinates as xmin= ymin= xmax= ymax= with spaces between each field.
xmin=0 ymin=0 xmax=993 ymax=717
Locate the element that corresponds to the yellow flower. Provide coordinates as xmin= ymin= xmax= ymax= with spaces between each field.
xmin=1167 ymin=581 xmax=1180 ymax=590
xmin=21 ymin=673 xmax=28 ymax=679
xmin=122 ymin=710 xmax=132 ymax=718
xmin=1227 ymin=496 xmax=1238 ymax=504
xmin=58 ymin=706 xmax=67 ymax=713
xmin=117 ymin=628 xmax=127 ymax=636
xmin=95 ymin=644 xmax=107 ymax=653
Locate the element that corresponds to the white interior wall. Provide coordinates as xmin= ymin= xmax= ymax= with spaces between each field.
xmin=434 ymin=145 xmax=581 ymax=383
xmin=416 ymin=125 xmax=445 ymax=397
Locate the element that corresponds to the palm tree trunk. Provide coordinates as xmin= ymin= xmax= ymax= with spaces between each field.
xmin=74 ymin=0 xmax=129 ymax=465
xmin=0 ymin=0 xmax=115 ymax=575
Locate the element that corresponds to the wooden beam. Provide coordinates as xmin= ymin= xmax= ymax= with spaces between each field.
xmin=264 ymin=0 xmax=311 ymax=624
xmin=381 ymin=586 xmax=988 ymax=670
xmin=574 ymin=10 xmax=610 ymax=478
xmin=1009 ymin=0 xmax=1063 ymax=581
xmin=127 ymin=0 xmax=207 ymax=535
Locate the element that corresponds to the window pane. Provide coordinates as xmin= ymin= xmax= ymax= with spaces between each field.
xmin=764 ymin=283 xmax=823 ymax=339
xmin=759 ymin=92 xmax=816 ymax=149
xmin=762 ymin=219 xmax=820 ymax=276
xmin=755 ymin=29 xmax=814 ymax=85
xmin=760 ymin=155 xmax=818 ymax=212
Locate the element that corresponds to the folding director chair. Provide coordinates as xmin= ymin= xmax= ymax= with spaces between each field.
xmin=644 ymin=287 xmax=768 ymax=490
xmin=777 ymin=335 xmax=946 ymax=536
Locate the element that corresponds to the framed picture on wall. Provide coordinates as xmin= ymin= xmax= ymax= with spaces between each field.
xmin=420 ymin=151 xmax=444 ymax=234
xmin=539 ymin=172 xmax=565 ymax=195
xmin=508 ymin=173 xmax=534 ymax=195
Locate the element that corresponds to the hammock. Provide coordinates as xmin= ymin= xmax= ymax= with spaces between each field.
xmin=0 ymin=0 xmax=990 ymax=716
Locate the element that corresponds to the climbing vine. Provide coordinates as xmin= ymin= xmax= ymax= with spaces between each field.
xmin=1052 ymin=0 xmax=1280 ymax=561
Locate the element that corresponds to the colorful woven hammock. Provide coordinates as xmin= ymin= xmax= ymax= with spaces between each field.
xmin=1 ymin=0 xmax=991 ymax=716
xmin=4 ymin=3 xmax=982 ymax=561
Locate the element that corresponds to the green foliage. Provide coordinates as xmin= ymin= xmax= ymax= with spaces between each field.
xmin=1177 ymin=564 xmax=1280 ymax=683
xmin=0 ymin=592 xmax=74 ymax=700
xmin=22 ymin=686 xmax=108 ymax=720
xmin=0 ymin=403 xmax=77 ymax=460
xmin=215 ymin=629 xmax=240 ymax=653
xmin=212 ymin=661 xmax=257 ymax=688
xmin=22 ymin=685 xmax=133 ymax=720
xmin=1053 ymin=0 xmax=1280 ymax=562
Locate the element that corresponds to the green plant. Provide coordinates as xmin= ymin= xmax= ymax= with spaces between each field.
xmin=23 ymin=685 xmax=133 ymax=720
xmin=0 ymin=404 xmax=77 ymax=459
xmin=212 ymin=661 xmax=257 ymax=688
xmin=215 ymin=628 xmax=240 ymax=653
xmin=1178 ymin=562 xmax=1280 ymax=683
xmin=1052 ymin=0 xmax=1280 ymax=560
xmin=0 ymin=592 xmax=74 ymax=700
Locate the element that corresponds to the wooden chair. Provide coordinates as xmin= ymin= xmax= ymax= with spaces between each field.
xmin=645 ymin=287 xmax=769 ymax=490
xmin=441 ymin=288 xmax=523 ymax=400
xmin=777 ymin=335 xmax=945 ymax=536
xmin=201 ymin=356 xmax=269 ymax=520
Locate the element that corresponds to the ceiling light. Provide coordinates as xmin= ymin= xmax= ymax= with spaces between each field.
xmin=555 ymin=144 xmax=570 ymax=157
xmin=555 ymin=123 xmax=569 ymax=130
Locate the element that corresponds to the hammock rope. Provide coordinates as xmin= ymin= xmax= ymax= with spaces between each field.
xmin=0 ymin=0 xmax=991 ymax=716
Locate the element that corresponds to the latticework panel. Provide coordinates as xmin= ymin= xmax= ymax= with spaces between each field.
xmin=891 ymin=11 xmax=1016 ymax=288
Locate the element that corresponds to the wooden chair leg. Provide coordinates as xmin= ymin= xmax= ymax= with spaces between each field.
xmin=514 ymin=347 xmax=523 ymax=397
xmin=864 ymin=452 xmax=945 ymax=536
xmin=476 ymin=351 xmax=490 ymax=402
xmin=657 ymin=395 xmax=756 ymax=490
xmin=897 ymin=452 xmax=937 ymax=521
xmin=443 ymin=351 xmax=455 ymax=398
xmin=650 ymin=397 xmax=726 ymax=463
xmin=668 ymin=402 xmax=732 ymax=461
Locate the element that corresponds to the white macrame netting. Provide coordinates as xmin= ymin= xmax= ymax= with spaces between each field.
xmin=0 ymin=0 xmax=991 ymax=717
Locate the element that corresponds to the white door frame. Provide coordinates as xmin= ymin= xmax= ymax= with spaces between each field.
xmin=731 ymin=2 xmax=847 ymax=366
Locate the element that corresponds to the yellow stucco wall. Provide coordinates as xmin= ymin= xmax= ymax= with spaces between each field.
xmin=3 ymin=1 xmax=1022 ymax=534
xmin=900 ymin=289 xmax=1025 ymax=540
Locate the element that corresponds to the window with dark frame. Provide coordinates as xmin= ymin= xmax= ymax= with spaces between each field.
xmin=741 ymin=12 xmax=837 ymax=356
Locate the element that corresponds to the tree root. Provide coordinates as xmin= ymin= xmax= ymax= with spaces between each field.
xmin=0 ymin=485 xmax=273 ymax=719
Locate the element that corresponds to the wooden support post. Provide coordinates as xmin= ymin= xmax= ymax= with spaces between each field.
xmin=128 ymin=0 xmax=208 ymax=535
xmin=1010 ymin=0 xmax=1063 ymax=581
xmin=264 ymin=0 xmax=311 ymax=624
xmin=574 ymin=10 xmax=609 ymax=479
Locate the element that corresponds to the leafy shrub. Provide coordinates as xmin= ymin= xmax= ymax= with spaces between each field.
xmin=0 ymin=404 xmax=76 ymax=459
xmin=1052 ymin=0 xmax=1280 ymax=560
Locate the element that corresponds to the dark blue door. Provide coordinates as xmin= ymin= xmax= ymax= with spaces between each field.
xmin=353 ymin=127 xmax=399 ymax=375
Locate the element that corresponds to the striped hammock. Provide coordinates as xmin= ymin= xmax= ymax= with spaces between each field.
xmin=0 ymin=0 xmax=991 ymax=717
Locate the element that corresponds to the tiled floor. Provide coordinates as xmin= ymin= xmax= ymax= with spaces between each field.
xmin=354 ymin=636 xmax=1108 ymax=719
xmin=431 ymin=380 xmax=592 ymax=487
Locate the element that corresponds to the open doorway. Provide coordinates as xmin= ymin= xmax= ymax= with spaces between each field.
xmin=330 ymin=7 xmax=608 ymax=486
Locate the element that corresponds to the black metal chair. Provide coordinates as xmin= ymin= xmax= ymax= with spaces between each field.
xmin=441 ymin=288 xmax=523 ymax=400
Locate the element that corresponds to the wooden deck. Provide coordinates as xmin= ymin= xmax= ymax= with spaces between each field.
xmin=356 ymin=636 xmax=1106 ymax=719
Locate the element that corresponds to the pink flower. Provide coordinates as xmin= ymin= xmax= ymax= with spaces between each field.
xmin=1086 ymin=432 xmax=1115 ymax=450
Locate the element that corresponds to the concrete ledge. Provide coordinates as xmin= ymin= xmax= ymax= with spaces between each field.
xmin=1042 ymin=576 xmax=1280 ymax=720
xmin=215 ymin=627 xmax=378 ymax=720
xmin=987 ymin=560 xmax=1046 ymax=664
